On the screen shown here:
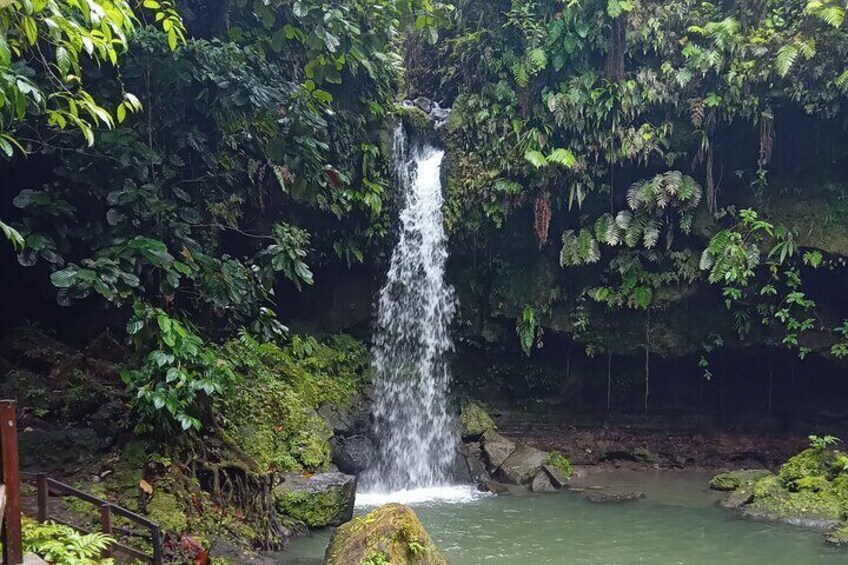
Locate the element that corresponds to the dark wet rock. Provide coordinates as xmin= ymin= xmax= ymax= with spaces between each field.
xmin=460 ymin=442 xmax=489 ymax=482
xmin=481 ymin=430 xmax=516 ymax=471
xmin=709 ymin=469 xmax=772 ymax=491
xmin=496 ymin=445 xmax=548 ymax=485
xmin=531 ymin=470 xmax=558 ymax=493
xmin=19 ymin=428 xmax=103 ymax=470
xmin=478 ymin=480 xmax=510 ymax=495
xmin=584 ymin=491 xmax=645 ymax=504
xmin=450 ymin=446 xmax=473 ymax=484
xmin=330 ymin=435 xmax=375 ymax=475
xmin=318 ymin=391 xmax=371 ymax=437
xmin=325 ymin=503 xmax=448 ymax=565
xmin=401 ymin=97 xmax=452 ymax=131
xmin=414 ymin=96 xmax=434 ymax=113
xmin=541 ymin=464 xmax=569 ymax=488
xmin=274 ymin=472 xmax=356 ymax=528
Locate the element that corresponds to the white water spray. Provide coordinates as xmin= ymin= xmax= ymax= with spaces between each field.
xmin=363 ymin=126 xmax=458 ymax=493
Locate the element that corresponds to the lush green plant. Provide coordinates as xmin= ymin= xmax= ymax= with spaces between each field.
xmin=809 ymin=435 xmax=842 ymax=451
xmin=546 ymin=451 xmax=573 ymax=478
xmin=22 ymin=519 xmax=115 ymax=565
xmin=121 ymin=303 xmax=235 ymax=434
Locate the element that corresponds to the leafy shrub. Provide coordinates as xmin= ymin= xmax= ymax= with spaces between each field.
xmin=546 ymin=451 xmax=573 ymax=478
xmin=122 ymin=303 xmax=235 ymax=434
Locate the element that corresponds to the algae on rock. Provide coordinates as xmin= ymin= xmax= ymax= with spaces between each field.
xmin=324 ymin=503 xmax=448 ymax=565
xmin=458 ymin=401 xmax=496 ymax=439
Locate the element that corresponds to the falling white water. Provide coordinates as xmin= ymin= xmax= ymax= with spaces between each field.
xmin=363 ymin=126 xmax=458 ymax=493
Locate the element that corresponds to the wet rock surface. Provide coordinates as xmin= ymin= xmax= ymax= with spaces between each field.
xmin=274 ymin=472 xmax=357 ymax=528
xmin=330 ymin=435 xmax=375 ymax=475
xmin=496 ymin=445 xmax=549 ymax=485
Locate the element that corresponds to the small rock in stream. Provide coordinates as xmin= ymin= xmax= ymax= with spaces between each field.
xmin=584 ymin=491 xmax=645 ymax=504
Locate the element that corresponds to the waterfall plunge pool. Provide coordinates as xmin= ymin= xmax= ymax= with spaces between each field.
xmin=280 ymin=470 xmax=846 ymax=564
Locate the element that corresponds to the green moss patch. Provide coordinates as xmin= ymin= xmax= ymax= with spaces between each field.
xmin=221 ymin=334 xmax=370 ymax=473
xmin=709 ymin=469 xmax=772 ymax=492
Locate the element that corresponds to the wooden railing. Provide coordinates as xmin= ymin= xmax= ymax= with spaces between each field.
xmin=21 ymin=472 xmax=163 ymax=564
xmin=0 ymin=400 xmax=23 ymax=564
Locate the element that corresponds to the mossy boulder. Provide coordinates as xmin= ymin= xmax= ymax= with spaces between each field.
xmin=221 ymin=335 xmax=371 ymax=473
xmin=458 ymin=402 xmax=496 ymax=440
xmin=709 ymin=469 xmax=773 ymax=492
xmin=324 ymin=503 xmax=448 ymax=565
xmin=744 ymin=475 xmax=843 ymax=527
xmin=274 ymin=472 xmax=356 ymax=528
xmin=778 ymin=447 xmax=841 ymax=489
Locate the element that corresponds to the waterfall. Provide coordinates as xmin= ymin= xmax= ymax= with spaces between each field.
xmin=364 ymin=126 xmax=457 ymax=492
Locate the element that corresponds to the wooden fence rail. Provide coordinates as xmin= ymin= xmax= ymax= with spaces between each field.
xmin=21 ymin=472 xmax=163 ymax=565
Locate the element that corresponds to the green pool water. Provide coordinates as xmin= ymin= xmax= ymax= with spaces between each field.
xmin=281 ymin=471 xmax=846 ymax=564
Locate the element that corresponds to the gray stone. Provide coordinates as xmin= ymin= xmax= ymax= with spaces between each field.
xmin=584 ymin=491 xmax=645 ymax=504
xmin=414 ymin=96 xmax=434 ymax=113
xmin=481 ymin=430 xmax=516 ymax=471
xmin=531 ymin=470 xmax=558 ymax=493
xmin=496 ymin=445 xmax=548 ymax=485
xmin=541 ymin=464 xmax=569 ymax=488
xmin=330 ymin=435 xmax=375 ymax=475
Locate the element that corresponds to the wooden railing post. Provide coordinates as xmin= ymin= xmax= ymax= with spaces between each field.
xmin=151 ymin=526 xmax=163 ymax=565
xmin=0 ymin=400 xmax=23 ymax=565
xmin=36 ymin=473 xmax=48 ymax=522
xmin=100 ymin=504 xmax=112 ymax=558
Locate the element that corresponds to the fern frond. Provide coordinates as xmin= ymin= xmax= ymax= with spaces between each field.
xmin=547 ymin=148 xmax=576 ymax=168
xmin=776 ymin=44 xmax=799 ymax=77
xmin=527 ymin=47 xmax=548 ymax=72
xmin=642 ymin=218 xmax=661 ymax=249
xmin=615 ymin=210 xmax=633 ymax=231
xmin=524 ymin=150 xmax=547 ymax=169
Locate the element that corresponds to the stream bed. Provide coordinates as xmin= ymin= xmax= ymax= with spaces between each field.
xmin=281 ymin=470 xmax=845 ymax=564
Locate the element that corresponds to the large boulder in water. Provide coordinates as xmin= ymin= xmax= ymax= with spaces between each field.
xmin=330 ymin=435 xmax=376 ymax=475
xmin=481 ymin=430 xmax=516 ymax=471
xmin=274 ymin=472 xmax=356 ymax=527
xmin=324 ymin=503 xmax=448 ymax=565
xmin=496 ymin=445 xmax=548 ymax=485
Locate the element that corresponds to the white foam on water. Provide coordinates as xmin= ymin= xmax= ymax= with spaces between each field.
xmin=356 ymin=485 xmax=487 ymax=507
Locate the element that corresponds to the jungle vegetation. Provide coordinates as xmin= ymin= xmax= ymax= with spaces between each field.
xmin=2 ymin=0 xmax=848 ymax=429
